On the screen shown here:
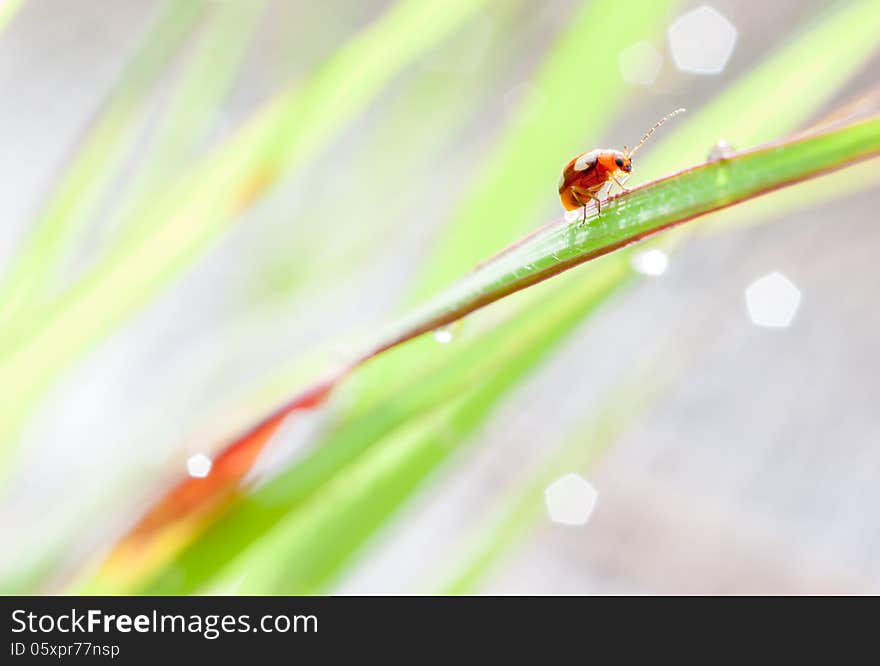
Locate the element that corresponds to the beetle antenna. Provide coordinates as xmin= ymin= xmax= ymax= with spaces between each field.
xmin=626 ymin=108 xmax=686 ymax=158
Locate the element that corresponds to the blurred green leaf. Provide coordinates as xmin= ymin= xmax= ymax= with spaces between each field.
xmin=136 ymin=255 xmax=631 ymax=594
xmin=0 ymin=0 xmax=208 ymax=326
xmin=0 ymin=0 xmax=488 ymax=462
xmin=639 ymin=0 xmax=880 ymax=181
xmin=437 ymin=362 xmax=671 ymax=595
xmin=106 ymin=0 xmax=265 ymax=242
xmin=0 ymin=0 xmax=24 ymax=33
xmin=3 ymin=4 xmax=528 ymax=594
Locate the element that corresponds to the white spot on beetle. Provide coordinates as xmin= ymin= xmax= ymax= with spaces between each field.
xmin=574 ymin=151 xmax=599 ymax=171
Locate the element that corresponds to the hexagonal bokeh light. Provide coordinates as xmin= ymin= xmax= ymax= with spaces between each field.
xmin=544 ymin=473 xmax=598 ymax=526
xmin=744 ymin=271 xmax=802 ymax=328
xmin=618 ymin=41 xmax=663 ymax=86
xmin=186 ymin=453 xmax=213 ymax=478
xmin=668 ymin=5 xmax=737 ymax=75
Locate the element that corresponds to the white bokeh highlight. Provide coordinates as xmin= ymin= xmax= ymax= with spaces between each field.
xmin=707 ymin=139 xmax=736 ymax=161
xmin=631 ymin=248 xmax=669 ymax=276
xmin=668 ymin=5 xmax=737 ymax=75
xmin=544 ymin=473 xmax=598 ymax=526
xmin=744 ymin=271 xmax=802 ymax=328
xmin=186 ymin=453 xmax=213 ymax=478
xmin=618 ymin=41 xmax=663 ymax=86
xmin=434 ymin=328 xmax=454 ymax=344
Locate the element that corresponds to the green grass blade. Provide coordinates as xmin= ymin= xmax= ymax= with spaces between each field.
xmin=117 ymin=114 xmax=880 ymax=594
xmin=360 ymin=117 xmax=880 ymax=374
xmin=201 ymin=401 xmax=464 ymax=595
xmin=412 ymin=0 xmax=680 ymax=299
xmin=349 ymin=0 xmax=880 ymax=419
xmin=294 ymin=118 xmax=880 ymax=593
xmin=135 ymin=262 xmax=631 ymax=594
xmin=639 ymin=0 xmax=880 ymax=179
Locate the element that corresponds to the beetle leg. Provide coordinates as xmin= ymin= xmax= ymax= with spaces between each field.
xmin=578 ymin=193 xmax=602 ymax=227
xmin=612 ymin=175 xmax=630 ymax=193
xmin=571 ymin=186 xmax=602 ymax=226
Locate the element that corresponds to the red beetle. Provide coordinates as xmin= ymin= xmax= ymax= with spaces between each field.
xmin=559 ymin=109 xmax=685 ymax=220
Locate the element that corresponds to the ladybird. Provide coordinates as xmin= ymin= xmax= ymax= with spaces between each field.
xmin=558 ymin=108 xmax=685 ymax=221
